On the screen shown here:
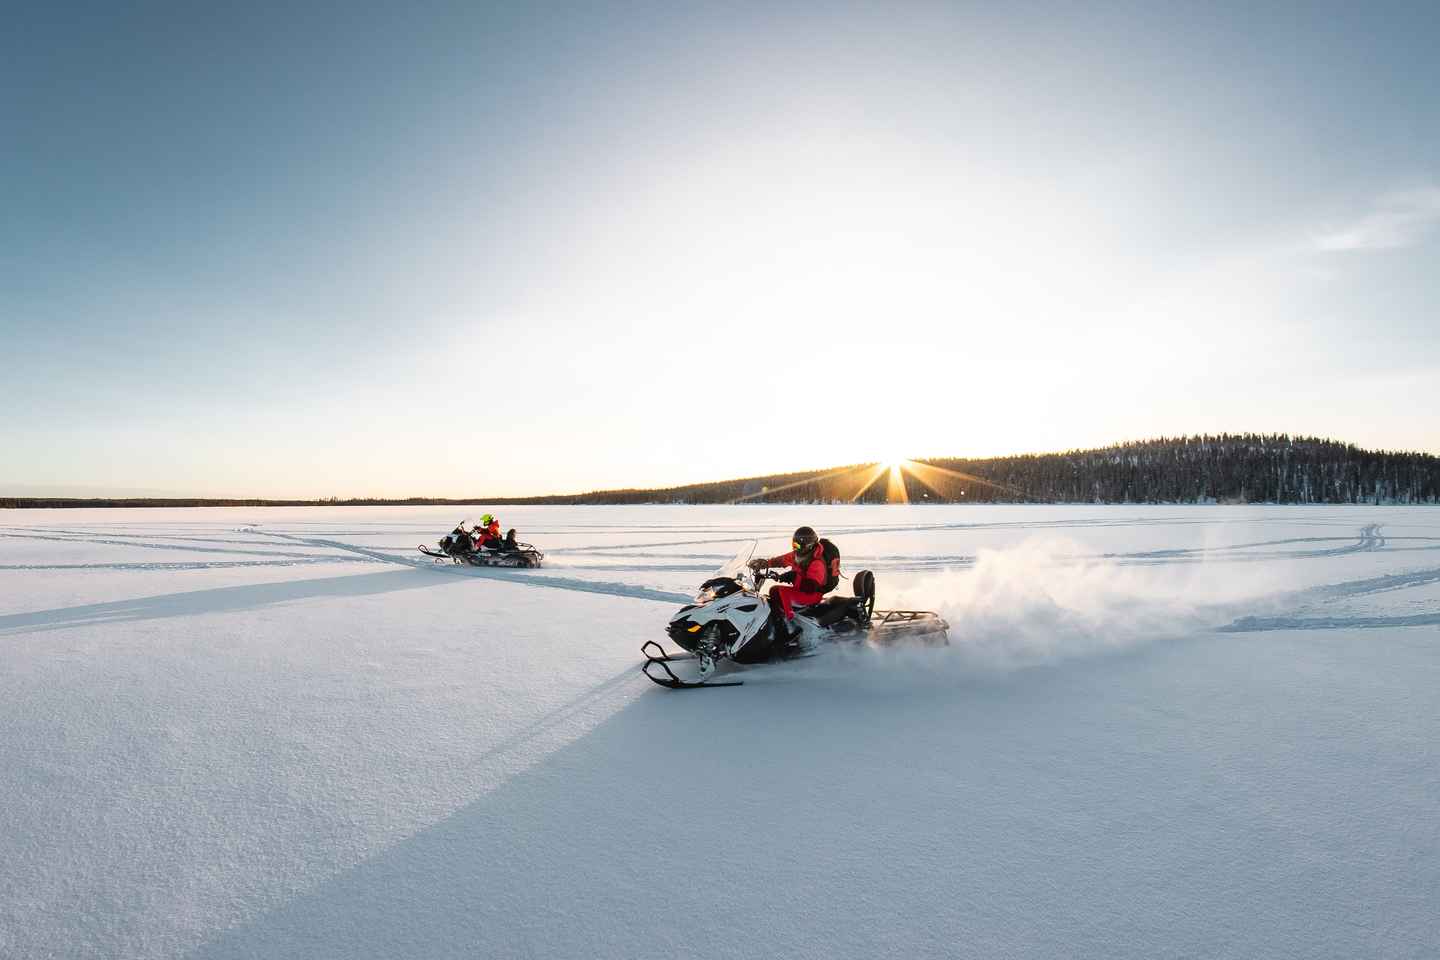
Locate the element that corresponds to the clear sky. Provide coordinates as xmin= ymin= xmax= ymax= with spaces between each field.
xmin=4 ymin=0 xmax=1439 ymax=498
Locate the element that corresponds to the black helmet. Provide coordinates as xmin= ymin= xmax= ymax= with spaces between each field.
xmin=792 ymin=526 xmax=818 ymax=554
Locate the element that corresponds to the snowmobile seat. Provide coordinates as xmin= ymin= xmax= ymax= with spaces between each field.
xmin=794 ymin=568 xmax=874 ymax=627
xmin=804 ymin=595 xmax=867 ymax=628
xmin=483 ymin=528 xmax=520 ymax=552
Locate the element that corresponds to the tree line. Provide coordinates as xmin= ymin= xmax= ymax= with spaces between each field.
xmin=519 ymin=434 xmax=1440 ymax=505
xmin=4 ymin=435 xmax=1437 ymax=508
xmin=903 ymin=434 xmax=1440 ymax=505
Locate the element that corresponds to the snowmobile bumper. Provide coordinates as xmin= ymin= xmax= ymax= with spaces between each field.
xmin=666 ymin=618 xmax=704 ymax=652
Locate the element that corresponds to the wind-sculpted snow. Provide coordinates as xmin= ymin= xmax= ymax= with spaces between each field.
xmin=2 ymin=504 xmax=1439 ymax=960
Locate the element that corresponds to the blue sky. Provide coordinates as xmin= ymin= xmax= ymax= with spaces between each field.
xmin=4 ymin=1 xmax=1439 ymax=497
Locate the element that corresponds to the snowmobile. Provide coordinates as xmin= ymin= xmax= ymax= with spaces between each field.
xmin=643 ymin=541 xmax=948 ymax=689
xmin=418 ymin=519 xmax=544 ymax=569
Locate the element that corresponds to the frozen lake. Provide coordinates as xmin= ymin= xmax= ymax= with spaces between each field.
xmin=2 ymin=505 xmax=1438 ymax=958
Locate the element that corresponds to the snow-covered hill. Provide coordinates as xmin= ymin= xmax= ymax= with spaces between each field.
xmin=2 ymin=505 xmax=1437 ymax=958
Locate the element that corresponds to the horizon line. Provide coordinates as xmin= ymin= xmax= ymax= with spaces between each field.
xmin=6 ymin=432 xmax=1439 ymax=505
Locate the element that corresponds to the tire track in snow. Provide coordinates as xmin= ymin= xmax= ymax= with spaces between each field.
xmin=0 ymin=530 xmax=353 ymax=562
xmin=548 ymin=536 xmax=760 ymax=555
xmin=548 ymin=522 xmax=1417 ymax=570
xmin=0 ymin=569 xmax=440 ymax=636
xmin=0 ymin=557 xmax=381 ymax=572
xmin=1297 ymin=564 xmax=1440 ymax=602
xmin=2 ymin=526 xmax=308 ymax=548
xmin=1219 ymin=560 xmax=1440 ymax=633
xmin=254 ymin=532 xmax=693 ymax=605
xmin=1221 ymin=612 xmax=1440 ymax=632
xmin=543 ymin=516 xmax=1250 ymax=555
xmin=1109 ymin=523 xmax=1407 ymax=565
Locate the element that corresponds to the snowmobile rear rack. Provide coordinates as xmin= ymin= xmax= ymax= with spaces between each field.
xmin=868 ymin=609 xmax=950 ymax=646
xmin=640 ymin=640 xmax=743 ymax=689
xmin=872 ymin=610 xmax=944 ymax=625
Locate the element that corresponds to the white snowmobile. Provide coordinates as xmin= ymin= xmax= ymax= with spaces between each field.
xmin=418 ymin=518 xmax=544 ymax=569
xmin=643 ymin=541 xmax=949 ymax=689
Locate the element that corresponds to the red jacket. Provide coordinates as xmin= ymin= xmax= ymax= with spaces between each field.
xmin=477 ymin=520 xmax=501 ymax=545
xmin=766 ymin=544 xmax=828 ymax=598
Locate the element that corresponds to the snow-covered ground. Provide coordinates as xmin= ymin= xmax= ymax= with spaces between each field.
xmin=2 ymin=505 xmax=1438 ymax=959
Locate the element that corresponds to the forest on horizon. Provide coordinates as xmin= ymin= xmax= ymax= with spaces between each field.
xmin=4 ymin=434 xmax=1439 ymax=508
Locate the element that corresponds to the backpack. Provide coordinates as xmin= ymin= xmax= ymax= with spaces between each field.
xmin=818 ymin=538 xmax=841 ymax=592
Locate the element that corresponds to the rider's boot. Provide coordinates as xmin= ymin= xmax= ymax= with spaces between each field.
xmin=778 ymin=615 xmax=804 ymax=651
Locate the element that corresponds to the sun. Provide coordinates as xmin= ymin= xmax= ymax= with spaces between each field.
xmin=879 ymin=453 xmax=910 ymax=470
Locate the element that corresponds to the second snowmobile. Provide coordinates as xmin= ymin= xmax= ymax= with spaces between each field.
xmin=643 ymin=541 xmax=949 ymax=688
xmin=419 ymin=519 xmax=544 ymax=569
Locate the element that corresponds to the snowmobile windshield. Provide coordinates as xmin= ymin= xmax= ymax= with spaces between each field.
xmin=695 ymin=540 xmax=757 ymax=603
xmin=717 ymin=541 xmax=760 ymax=578
xmin=458 ymin=517 xmax=475 ymax=529
xmin=715 ymin=540 xmax=756 ymax=581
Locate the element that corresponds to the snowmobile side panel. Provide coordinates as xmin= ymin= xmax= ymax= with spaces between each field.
xmin=461 ymin=551 xmax=544 ymax=569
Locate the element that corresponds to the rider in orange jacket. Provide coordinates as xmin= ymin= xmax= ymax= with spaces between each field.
xmin=474 ymin=514 xmax=503 ymax=549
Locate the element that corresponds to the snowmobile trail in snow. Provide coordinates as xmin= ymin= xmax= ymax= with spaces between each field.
xmin=0 ymin=557 xmax=377 ymax=573
xmin=255 ymin=531 xmax=693 ymax=605
xmin=0 ymin=569 xmax=445 ymax=637
xmin=0 ymin=528 xmax=348 ymax=562
xmin=1222 ymin=611 xmax=1440 ymax=632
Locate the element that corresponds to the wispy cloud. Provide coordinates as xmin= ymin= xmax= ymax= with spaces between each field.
xmin=1313 ymin=186 xmax=1440 ymax=252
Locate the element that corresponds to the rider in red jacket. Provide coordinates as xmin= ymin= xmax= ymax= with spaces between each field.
xmin=751 ymin=526 xmax=828 ymax=638
xmin=474 ymin=514 xmax=503 ymax=549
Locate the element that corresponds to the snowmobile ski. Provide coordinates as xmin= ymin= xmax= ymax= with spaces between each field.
xmin=640 ymin=641 xmax=743 ymax=689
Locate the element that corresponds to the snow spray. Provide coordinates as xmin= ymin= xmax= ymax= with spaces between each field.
xmin=885 ymin=536 xmax=1291 ymax=671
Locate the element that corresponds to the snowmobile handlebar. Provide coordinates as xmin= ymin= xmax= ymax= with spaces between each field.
xmin=747 ymin=564 xmax=787 ymax=586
